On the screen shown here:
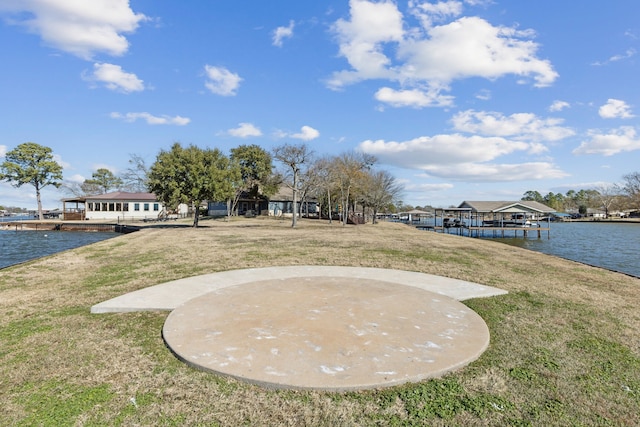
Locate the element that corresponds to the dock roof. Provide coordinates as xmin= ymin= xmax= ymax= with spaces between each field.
xmin=62 ymin=192 xmax=158 ymax=203
xmin=458 ymin=200 xmax=555 ymax=213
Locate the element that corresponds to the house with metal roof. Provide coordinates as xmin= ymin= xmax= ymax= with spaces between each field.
xmin=458 ymin=200 xmax=555 ymax=216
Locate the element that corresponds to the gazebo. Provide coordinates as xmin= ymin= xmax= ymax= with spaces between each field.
xmin=62 ymin=197 xmax=86 ymax=220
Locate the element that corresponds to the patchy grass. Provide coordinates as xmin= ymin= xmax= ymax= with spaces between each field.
xmin=0 ymin=218 xmax=639 ymax=426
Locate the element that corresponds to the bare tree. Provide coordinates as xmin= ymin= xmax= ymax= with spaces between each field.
xmin=593 ymin=184 xmax=621 ymax=217
xmin=120 ymin=154 xmax=149 ymax=192
xmin=331 ymin=151 xmax=376 ymax=225
xmin=360 ymin=169 xmax=403 ymax=224
xmin=272 ymin=143 xmax=314 ymax=228
xmin=621 ymin=171 xmax=640 ymax=212
xmin=309 ymin=156 xmax=337 ymax=223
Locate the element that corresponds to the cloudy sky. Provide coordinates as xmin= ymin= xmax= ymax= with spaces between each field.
xmin=1 ymin=0 xmax=639 ymax=209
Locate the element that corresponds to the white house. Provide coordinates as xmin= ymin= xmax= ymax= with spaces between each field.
xmin=63 ymin=192 xmax=187 ymax=221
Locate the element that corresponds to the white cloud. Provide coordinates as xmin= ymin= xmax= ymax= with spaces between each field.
xmin=65 ymin=174 xmax=85 ymax=184
xmin=451 ymin=110 xmax=575 ymax=142
xmin=52 ymin=154 xmax=70 ymax=169
xmin=0 ymin=0 xmax=147 ymax=60
xmin=360 ymin=134 xmax=528 ymax=167
xmin=228 ymin=123 xmax=262 ymax=138
xmin=593 ymin=48 xmax=636 ymax=66
xmin=273 ymin=20 xmax=294 ymax=47
xmin=375 ymin=87 xmax=454 ymax=108
xmin=291 ymin=126 xmax=320 ymax=141
xmin=204 ymin=65 xmax=242 ymax=96
xmin=398 ymin=17 xmax=557 ymax=87
xmin=549 ymin=100 xmax=570 ymax=112
xmin=609 ymin=48 xmax=636 ymax=62
xmin=328 ymin=1 xmax=558 ymax=107
xmin=358 ymin=133 xmax=567 ymax=182
xmin=475 ymin=89 xmax=491 ymax=101
xmin=573 ymin=126 xmax=640 ymax=156
xmin=327 ymin=0 xmax=404 ymax=88
xmin=402 ymin=181 xmax=455 ymax=192
xmin=85 ymin=63 xmax=144 ymax=93
xmin=0 ymin=144 xmax=6 ymax=157
xmin=110 ymin=112 xmax=190 ymax=125
xmin=598 ymin=99 xmax=634 ymax=119
xmin=274 ymin=126 xmax=320 ymax=141
xmin=408 ymin=0 xmax=463 ymax=28
xmin=421 ymin=162 xmax=567 ymax=181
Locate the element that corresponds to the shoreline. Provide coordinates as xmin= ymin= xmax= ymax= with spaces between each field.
xmin=1 ymin=219 xmax=143 ymax=233
xmin=2 ymin=216 xmax=638 ymax=277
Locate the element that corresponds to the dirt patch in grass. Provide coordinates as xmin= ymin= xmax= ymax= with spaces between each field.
xmin=1 ymin=217 xmax=639 ymax=425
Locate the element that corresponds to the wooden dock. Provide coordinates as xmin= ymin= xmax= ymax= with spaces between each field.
xmin=1 ymin=221 xmax=140 ymax=234
xmin=416 ymin=224 xmax=551 ymax=239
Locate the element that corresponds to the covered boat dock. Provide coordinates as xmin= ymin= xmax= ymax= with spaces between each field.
xmin=424 ymin=201 xmax=555 ymax=239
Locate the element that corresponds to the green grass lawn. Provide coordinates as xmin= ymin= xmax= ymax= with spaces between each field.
xmin=1 ymin=218 xmax=638 ymax=426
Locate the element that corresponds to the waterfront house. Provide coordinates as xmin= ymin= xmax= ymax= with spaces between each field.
xmin=62 ymin=192 xmax=187 ymax=221
xmin=267 ymin=186 xmax=318 ymax=218
xmin=207 ymin=185 xmax=318 ymax=218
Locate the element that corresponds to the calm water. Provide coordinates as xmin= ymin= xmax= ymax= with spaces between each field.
xmin=492 ymin=221 xmax=640 ymax=278
xmin=0 ymin=217 xmax=118 ymax=269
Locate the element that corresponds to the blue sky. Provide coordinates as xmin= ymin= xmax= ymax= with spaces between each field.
xmin=1 ymin=0 xmax=639 ymax=210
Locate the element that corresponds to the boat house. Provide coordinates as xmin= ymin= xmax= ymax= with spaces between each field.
xmin=433 ymin=200 xmax=556 ymax=238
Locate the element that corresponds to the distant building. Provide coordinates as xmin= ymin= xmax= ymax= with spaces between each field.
xmin=207 ymin=185 xmax=318 ymax=218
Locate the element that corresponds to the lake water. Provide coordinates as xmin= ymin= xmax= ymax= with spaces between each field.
xmin=0 ymin=217 xmax=118 ymax=269
xmin=491 ymin=221 xmax=640 ymax=278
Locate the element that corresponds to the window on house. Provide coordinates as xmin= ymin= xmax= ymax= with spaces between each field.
xmin=123 ymin=203 xmax=129 ymax=211
xmin=144 ymin=203 xmax=149 ymax=211
xmin=134 ymin=203 xmax=140 ymax=211
xmin=153 ymin=203 xmax=159 ymax=211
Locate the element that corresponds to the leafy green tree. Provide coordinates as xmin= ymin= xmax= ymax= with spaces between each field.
xmin=543 ymin=192 xmax=565 ymax=211
xmin=522 ymin=190 xmax=544 ymax=203
xmin=147 ymin=143 xmax=234 ymax=227
xmin=82 ymin=168 xmax=123 ymax=195
xmin=564 ymin=189 xmax=577 ymax=211
xmin=0 ymin=142 xmax=63 ymax=220
xmin=230 ymin=144 xmax=275 ymax=214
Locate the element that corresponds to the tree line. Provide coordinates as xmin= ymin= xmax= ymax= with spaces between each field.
xmin=1 ymin=141 xmax=403 ymax=227
xmin=522 ymin=172 xmax=640 ymax=217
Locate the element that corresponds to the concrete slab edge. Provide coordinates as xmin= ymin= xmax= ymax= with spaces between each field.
xmin=91 ymin=266 xmax=508 ymax=313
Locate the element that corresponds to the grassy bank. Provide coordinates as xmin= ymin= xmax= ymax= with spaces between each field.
xmin=1 ymin=218 xmax=638 ymax=426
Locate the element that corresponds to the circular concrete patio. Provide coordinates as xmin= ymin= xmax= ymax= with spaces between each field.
xmin=162 ymin=275 xmax=492 ymax=391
